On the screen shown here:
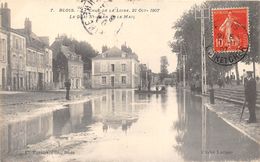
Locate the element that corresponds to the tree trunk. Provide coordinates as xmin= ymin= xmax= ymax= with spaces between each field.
xmin=235 ymin=63 xmax=240 ymax=85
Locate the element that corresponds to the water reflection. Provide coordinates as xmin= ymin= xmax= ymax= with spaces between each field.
xmin=173 ymin=89 xmax=260 ymax=161
xmin=92 ymin=89 xmax=141 ymax=133
xmin=2 ymin=88 xmax=260 ymax=162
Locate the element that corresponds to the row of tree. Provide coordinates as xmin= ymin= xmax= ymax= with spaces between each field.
xmin=169 ymin=1 xmax=260 ymax=84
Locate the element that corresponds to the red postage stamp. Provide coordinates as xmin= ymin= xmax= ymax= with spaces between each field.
xmin=212 ymin=8 xmax=249 ymax=53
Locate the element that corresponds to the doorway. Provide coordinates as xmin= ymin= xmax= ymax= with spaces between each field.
xmin=38 ymin=73 xmax=43 ymax=90
xmin=111 ymin=76 xmax=114 ymax=87
xmin=2 ymin=68 xmax=5 ymax=89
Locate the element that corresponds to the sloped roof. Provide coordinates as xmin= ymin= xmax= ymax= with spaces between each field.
xmin=60 ymin=45 xmax=82 ymax=62
xmin=93 ymin=47 xmax=138 ymax=60
xmin=14 ymin=29 xmax=47 ymax=52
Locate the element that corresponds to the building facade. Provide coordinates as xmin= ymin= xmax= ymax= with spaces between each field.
xmin=1 ymin=2 xmax=27 ymax=90
xmin=17 ymin=18 xmax=53 ymax=90
xmin=92 ymin=47 xmax=140 ymax=89
xmin=1 ymin=3 xmax=53 ymax=91
xmin=51 ymin=38 xmax=83 ymax=89
xmin=0 ymin=27 xmax=8 ymax=89
xmin=9 ymin=30 xmax=27 ymax=90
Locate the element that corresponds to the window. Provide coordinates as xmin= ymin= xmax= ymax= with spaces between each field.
xmin=111 ymin=64 xmax=115 ymax=72
xmin=0 ymin=39 xmax=6 ymax=60
xmin=0 ymin=39 xmax=3 ymax=59
xmin=121 ymin=76 xmax=126 ymax=84
xmin=16 ymin=39 xmax=19 ymax=49
xmin=101 ymin=62 xmax=107 ymax=72
xmin=102 ymin=76 xmax=106 ymax=84
xmin=94 ymin=62 xmax=100 ymax=74
xmin=122 ymin=64 xmax=126 ymax=72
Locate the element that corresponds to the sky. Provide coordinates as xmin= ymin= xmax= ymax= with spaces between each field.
xmin=4 ymin=0 xmax=203 ymax=73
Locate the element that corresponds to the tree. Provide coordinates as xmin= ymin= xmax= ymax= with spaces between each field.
xmin=168 ymin=2 xmax=260 ymax=84
xmin=205 ymin=1 xmax=260 ymax=81
xmin=57 ymin=34 xmax=98 ymax=71
xmin=102 ymin=45 xmax=109 ymax=53
xmin=160 ymin=56 xmax=169 ymax=82
xmin=121 ymin=44 xmax=133 ymax=54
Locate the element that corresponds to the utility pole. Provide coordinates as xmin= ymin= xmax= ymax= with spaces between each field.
xmin=182 ymin=53 xmax=187 ymax=88
xmin=195 ymin=6 xmax=209 ymax=95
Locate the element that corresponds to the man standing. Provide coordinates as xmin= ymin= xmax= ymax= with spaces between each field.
xmin=64 ymin=80 xmax=71 ymax=100
xmin=244 ymin=71 xmax=257 ymax=123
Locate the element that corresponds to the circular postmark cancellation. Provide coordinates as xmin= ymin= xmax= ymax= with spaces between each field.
xmin=208 ymin=7 xmax=249 ymax=66
xmin=80 ymin=0 xmax=124 ymax=35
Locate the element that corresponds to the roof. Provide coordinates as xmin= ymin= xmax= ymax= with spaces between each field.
xmin=9 ymin=28 xmax=26 ymax=37
xmin=93 ymin=47 xmax=138 ymax=60
xmin=60 ymin=45 xmax=82 ymax=62
xmin=14 ymin=29 xmax=48 ymax=52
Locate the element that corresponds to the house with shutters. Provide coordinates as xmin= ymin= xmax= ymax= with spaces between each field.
xmin=91 ymin=47 xmax=140 ymax=89
xmin=51 ymin=37 xmax=84 ymax=89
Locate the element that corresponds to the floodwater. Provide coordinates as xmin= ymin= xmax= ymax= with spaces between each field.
xmin=2 ymin=87 xmax=260 ymax=162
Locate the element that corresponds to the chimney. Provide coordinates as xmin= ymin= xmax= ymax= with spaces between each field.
xmin=0 ymin=2 xmax=11 ymax=29
xmin=24 ymin=18 xmax=32 ymax=34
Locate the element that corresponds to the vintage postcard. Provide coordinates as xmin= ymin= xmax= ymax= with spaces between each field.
xmin=0 ymin=0 xmax=260 ymax=161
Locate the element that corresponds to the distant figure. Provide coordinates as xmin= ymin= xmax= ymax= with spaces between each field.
xmin=190 ymin=80 xmax=195 ymax=92
xmin=103 ymin=122 xmax=108 ymax=132
xmin=160 ymin=86 xmax=166 ymax=92
xmin=156 ymin=83 xmax=159 ymax=91
xmin=217 ymin=78 xmax=222 ymax=88
xmin=195 ymin=78 xmax=200 ymax=93
xmin=148 ymin=81 xmax=151 ymax=91
xmin=64 ymin=80 xmax=71 ymax=100
xmin=242 ymin=69 xmax=246 ymax=85
xmin=122 ymin=120 xmax=128 ymax=133
xmin=226 ymin=75 xmax=230 ymax=85
xmin=244 ymin=71 xmax=257 ymax=123
xmin=232 ymin=73 xmax=236 ymax=85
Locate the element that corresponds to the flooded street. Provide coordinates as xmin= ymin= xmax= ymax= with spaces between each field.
xmin=4 ymin=87 xmax=260 ymax=162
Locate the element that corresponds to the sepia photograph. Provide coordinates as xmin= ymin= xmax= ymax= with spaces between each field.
xmin=0 ymin=0 xmax=259 ymax=161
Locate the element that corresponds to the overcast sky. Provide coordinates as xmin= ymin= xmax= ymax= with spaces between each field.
xmin=5 ymin=0 xmax=203 ymax=73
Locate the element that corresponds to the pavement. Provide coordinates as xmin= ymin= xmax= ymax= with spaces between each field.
xmin=0 ymin=90 xmax=90 ymax=106
xmin=181 ymin=83 xmax=260 ymax=145
xmin=204 ymin=83 xmax=260 ymax=145
xmin=0 ymin=89 xmax=100 ymax=122
xmin=205 ymin=99 xmax=260 ymax=145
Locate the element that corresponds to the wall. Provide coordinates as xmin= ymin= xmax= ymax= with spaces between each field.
xmin=25 ymin=47 xmax=53 ymax=90
xmin=92 ymin=58 xmax=140 ymax=89
xmin=0 ymin=31 xmax=8 ymax=89
xmin=9 ymin=32 xmax=26 ymax=90
xmin=68 ymin=60 xmax=83 ymax=89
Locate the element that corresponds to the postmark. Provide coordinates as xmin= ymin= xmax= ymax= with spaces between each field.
xmin=209 ymin=7 xmax=249 ymax=66
xmin=80 ymin=0 xmax=124 ymax=35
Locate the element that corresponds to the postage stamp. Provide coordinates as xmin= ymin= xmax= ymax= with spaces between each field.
xmin=209 ymin=7 xmax=249 ymax=65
